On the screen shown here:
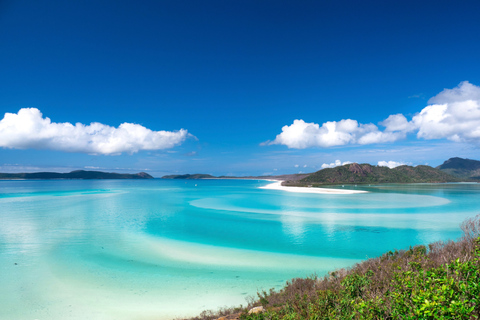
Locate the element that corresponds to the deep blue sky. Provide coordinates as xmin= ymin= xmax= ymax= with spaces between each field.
xmin=1 ymin=0 xmax=480 ymax=176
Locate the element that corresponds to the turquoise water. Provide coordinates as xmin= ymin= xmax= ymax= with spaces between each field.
xmin=1 ymin=179 xmax=479 ymax=319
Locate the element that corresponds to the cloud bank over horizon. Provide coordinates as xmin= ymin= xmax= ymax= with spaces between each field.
xmin=0 ymin=108 xmax=191 ymax=155
xmin=266 ymin=81 xmax=480 ymax=149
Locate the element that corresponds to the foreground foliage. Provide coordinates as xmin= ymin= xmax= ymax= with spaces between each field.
xmin=245 ymin=245 xmax=480 ymax=319
xmin=187 ymin=215 xmax=480 ymax=320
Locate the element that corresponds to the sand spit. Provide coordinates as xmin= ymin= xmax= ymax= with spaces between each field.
xmin=259 ymin=181 xmax=368 ymax=194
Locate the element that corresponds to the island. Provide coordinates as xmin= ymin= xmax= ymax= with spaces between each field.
xmin=283 ymin=163 xmax=461 ymax=186
xmin=436 ymin=157 xmax=480 ymax=180
xmin=0 ymin=170 xmax=154 ymax=180
xmin=161 ymin=173 xmax=216 ymax=179
xmin=162 ymin=157 xmax=480 ymax=186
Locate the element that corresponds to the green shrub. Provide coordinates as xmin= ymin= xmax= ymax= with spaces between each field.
xmin=186 ymin=215 xmax=480 ymax=320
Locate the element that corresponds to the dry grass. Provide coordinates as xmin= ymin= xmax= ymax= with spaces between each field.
xmin=183 ymin=214 xmax=480 ymax=320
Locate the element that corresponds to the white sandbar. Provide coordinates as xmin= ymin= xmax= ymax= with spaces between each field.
xmin=259 ymin=181 xmax=368 ymax=194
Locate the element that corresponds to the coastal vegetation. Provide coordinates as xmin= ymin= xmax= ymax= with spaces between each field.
xmin=163 ymin=158 xmax=480 ymax=185
xmin=186 ymin=215 xmax=480 ymax=320
xmin=2 ymin=157 xmax=477 ymax=182
xmin=0 ymin=170 xmax=153 ymax=180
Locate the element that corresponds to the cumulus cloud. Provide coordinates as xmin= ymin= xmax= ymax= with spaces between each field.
xmin=266 ymin=81 xmax=480 ymax=149
xmin=428 ymin=81 xmax=480 ymax=104
xmin=0 ymin=108 xmax=191 ymax=155
xmin=267 ymin=119 xmax=406 ymax=149
xmin=412 ymin=82 xmax=480 ymax=143
xmin=380 ymin=114 xmax=415 ymax=133
xmin=377 ymin=161 xmax=406 ymax=169
xmin=321 ymin=160 xmax=353 ymax=169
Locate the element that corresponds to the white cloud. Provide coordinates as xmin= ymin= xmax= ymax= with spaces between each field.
xmin=321 ymin=160 xmax=352 ymax=169
xmin=428 ymin=81 xmax=480 ymax=104
xmin=0 ymin=108 xmax=192 ymax=155
xmin=377 ymin=161 xmax=406 ymax=169
xmin=294 ymin=164 xmax=299 ymax=167
xmin=380 ymin=114 xmax=415 ymax=133
xmin=266 ymin=81 xmax=480 ymax=149
xmin=412 ymin=82 xmax=480 ymax=143
xmin=267 ymin=119 xmax=405 ymax=149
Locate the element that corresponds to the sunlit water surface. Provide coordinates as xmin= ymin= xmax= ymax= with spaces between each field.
xmin=1 ymin=179 xmax=479 ymax=319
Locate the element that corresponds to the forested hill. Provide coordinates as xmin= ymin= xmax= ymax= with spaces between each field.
xmin=283 ymin=163 xmax=461 ymax=186
xmin=437 ymin=157 xmax=480 ymax=180
xmin=0 ymin=170 xmax=153 ymax=180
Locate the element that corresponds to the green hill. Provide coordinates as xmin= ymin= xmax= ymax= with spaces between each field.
xmin=437 ymin=157 xmax=480 ymax=180
xmin=283 ymin=163 xmax=461 ymax=186
xmin=0 ymin=170 xmax=153 ymax=180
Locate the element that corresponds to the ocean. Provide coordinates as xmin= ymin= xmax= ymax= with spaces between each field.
xmin=1 ymin=179 xmax=479 ymax=319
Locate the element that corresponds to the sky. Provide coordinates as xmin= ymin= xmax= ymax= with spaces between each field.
xmin=1 ymin=0 xmax=480 ymax=177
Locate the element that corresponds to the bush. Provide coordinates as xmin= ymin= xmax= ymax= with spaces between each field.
xmin=186 ymin=215 xmax=480 ymax=320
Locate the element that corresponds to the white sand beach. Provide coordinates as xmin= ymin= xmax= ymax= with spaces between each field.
xmin=259 ymin=181 xmax=368 ymax=194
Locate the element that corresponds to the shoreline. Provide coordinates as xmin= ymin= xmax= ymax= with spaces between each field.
xmin=259 ymin=181 xmax=368 ymax=194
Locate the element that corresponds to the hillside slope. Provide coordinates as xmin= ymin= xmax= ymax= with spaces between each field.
xmin=437 ymin=157 xmax=480 ymax=180
xmin=284 ymin=163 xmax=461 ymax=186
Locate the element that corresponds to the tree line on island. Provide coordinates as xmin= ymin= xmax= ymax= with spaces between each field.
xmin=1 ymin=157 xmax=479 ymax=182
xmin=162 ymin=157 xmax=480 ymax=185
xmin=0 ymin=170 xmax=153 ymax=180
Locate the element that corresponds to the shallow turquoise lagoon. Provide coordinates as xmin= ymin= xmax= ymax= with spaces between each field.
xmin=1 ymin=179 xmax=479 ymax=319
